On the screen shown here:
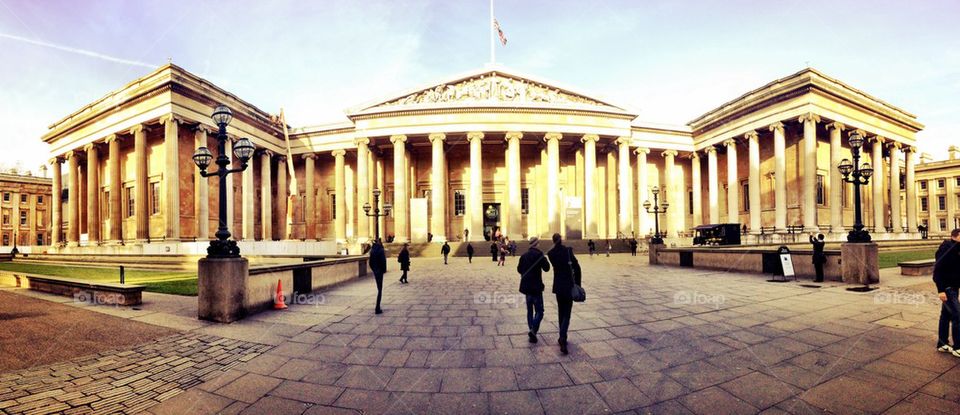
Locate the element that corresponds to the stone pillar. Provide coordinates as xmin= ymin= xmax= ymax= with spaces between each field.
xmin=582 ymin=135 xmax=599 ymax=238
xmin=889 ymin=142 xmax=902 ymax=233
xmin=391 ymin=135 xmax=409 ymax=242
xmin=770 ymin=122 xmax=787 ymax=232
xmin=85 ymin=143 xmax=101 ymax=244
xmin=745 ymin=131 xmax=760 ymax=233
xmin=67 ymin=152 xmax=80 ymax=246
xmin=799 ymin=113 xmax=820 ymax=232
xmin=260 ymin=150 xmax=273 ymax=240
xmin=160 ymin=115 xmax=180 ymax=240
xmin=356 ymin=138 xmax=370 ymax=241
xmin=106 ymin=135 xmax=122 ymax=243
xmin=345 ymin=162 xmax=355 ymax=240
xmin=690 ymin=152 xmax=702 ymax=227
xmin=132 ymin=124 xmax=149 ymax=242
xmin=827 ymin=122 xmax=844 ymax=234
xmin=194 ymin=127 xmax=209 ymax=241
xmin=304 ymin=154 xmax=317 ymax=240
xmin=706 ymin=146 xmax=719 ymax=224
xmin=505 ymin=132 xmax=522 ymax=239
xmin=662 ymin=150 xmax=678 ymax=237
xmin=242 ymin=148 xmax=255 ymax=241
xmin=467 ymin=132 xmax=483 ymax=241
xmin=724 ymin=139 xmax=739 ymax=224
xmin=606 ymin=147 xmax=618 ymax=237
xmin=376 ymin=154 xmax=386 ymax=240
xmin=50 ymin=158 xmax=62 ymax=246
xmin=545 ymin=132 xmax=562 ymax=234
xmin=905 ymin=147 xmax=918 ymax=233
xmin=617 ymin=137 xmax=633 ymax=235
xmin=333 ymin=149 xmax=346 ymax=242
xmin=635 ymin=147 xmax=649 ymax=236
xmin=275 ymin=155 xmax=287 ymax=240
xmin=871 ymin=136 xmax=886 ymax=233
xmin=428 ymin=133 xmax=448 ymax=241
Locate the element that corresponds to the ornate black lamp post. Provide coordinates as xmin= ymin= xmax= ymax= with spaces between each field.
xmin=643 ymin=185 xmax=669 ymax=245
xmin=192 ymin=105 xmax=256 ymax=258
xmin=838 ymin=131 xmax=874 ymax=243
xmin=362 ymin=188 xmax=392 ymax=243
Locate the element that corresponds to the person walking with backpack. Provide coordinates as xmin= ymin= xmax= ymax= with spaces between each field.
xmin=934 ymin=229 xmax=960 ymax=357
xmin=368 ymin=240 xmax=387 ymax=314
xmin=547 ymin=233 xmax=582 ymax=355
xmin=517 ymin=237 xmax=550 ymax=344
xmin=466 ymin=243 xmax=474 ymax=263
xmin=398 ymin=243 xmax=410 ymax=284
xmin=441 ymin=241 xmax=451 ymax=265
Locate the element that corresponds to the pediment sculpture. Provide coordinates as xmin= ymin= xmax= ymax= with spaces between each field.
xmin=381 ymin=75 xmax=605 ymax=107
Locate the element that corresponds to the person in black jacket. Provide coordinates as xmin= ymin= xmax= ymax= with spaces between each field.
xmin=517 ymin=237 xmax=550 ymax=344
xmin=398 ymin=244 xmax=410 ymax=284
xmin=629 ymin=238 xmax=639 ymax=256
xmin=368 ymin=240 xmax=387 ymax=314
xmin=490 ymin=242 xmax=498 ymax=262
xmin=547 ymin=233 xmax=581 ymax=355
xmin=441 ymin=241 xmax=451 ymax=264
xmin=810 ymin=233 xmax=826 ymax=283
xmin=466 ymin=243 xmax=474 ymax=263
xmin=934 ymin=229 xmax=960 ymax=356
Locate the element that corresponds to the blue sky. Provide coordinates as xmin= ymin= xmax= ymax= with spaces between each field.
xmin=1 ymin=0 xmax=958 ymax=172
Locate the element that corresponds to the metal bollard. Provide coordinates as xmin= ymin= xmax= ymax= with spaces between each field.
xmin=120 ymin=265 xmax=125 ymax=285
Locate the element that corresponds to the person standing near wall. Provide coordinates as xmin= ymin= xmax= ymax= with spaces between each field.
xmin=809 ymin=233 xmax=826 ymax=283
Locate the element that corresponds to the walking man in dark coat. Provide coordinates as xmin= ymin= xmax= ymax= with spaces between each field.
xmin=398 ymin=243 xmax=410 ymax=284
xmin=466 ymin=243 xmax=474 ymax=263
xmin=441 ymin=241 xmax=451 ymax=265
xmin=934 ymin=229 xmax=960 ymax=356
xmin=809 ymin=233 xmax=826 ymax=282
xmin=587 ymin=239 xmax=596 ymax=257
xmin=490 ymin=242 xmax=498 ymax=262
xmin=629 ymin=238 xmax=638 ymax=256
xmin=517 ymin=237 xmax=550 ymax=344
xmin=547 ymin=233 xmax=581 ymax=355
xmin=368 ymin=240 xmax=387 ymax=314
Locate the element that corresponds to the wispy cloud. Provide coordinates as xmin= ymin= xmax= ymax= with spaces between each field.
xmin=0 ymin=32 xmax=155 ymax=69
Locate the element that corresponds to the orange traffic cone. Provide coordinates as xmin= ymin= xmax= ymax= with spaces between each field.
xmin=274 ymin=279 xmax=288 ymax=310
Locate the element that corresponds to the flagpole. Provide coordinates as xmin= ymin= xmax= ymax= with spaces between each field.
xmin=489 ymin=0 xmax=495 ymax=64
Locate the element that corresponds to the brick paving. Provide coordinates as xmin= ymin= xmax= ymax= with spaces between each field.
xmin=6 ymin=253 xmax=960 ymax=414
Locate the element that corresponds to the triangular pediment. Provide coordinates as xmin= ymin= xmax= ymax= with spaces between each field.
xmin=348 ymin=67 xmax=632 ymax=116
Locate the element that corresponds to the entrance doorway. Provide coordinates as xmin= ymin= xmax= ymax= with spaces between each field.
xmin=482 ymin=203 xmax=501 ymax=241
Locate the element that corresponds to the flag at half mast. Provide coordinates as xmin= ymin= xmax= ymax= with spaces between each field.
xmin=493 ymin=18 xmax=507 ymax=46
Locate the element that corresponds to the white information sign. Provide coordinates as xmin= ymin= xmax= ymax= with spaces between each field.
xmin=780 ymin=253 xmax=795 ymax=277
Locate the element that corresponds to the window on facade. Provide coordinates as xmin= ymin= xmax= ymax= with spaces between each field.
xmin=921 ymin=181 xmax=928 ymax=190
xmin=19 ymin=211 xmax=26 ymax=226
xmin=37 ymin=195 xmax=43 ymax=204
xmin=939 ymin=196 xmax=947 ymax=211
xmin=520 ymin=188 xmax=529 ymax=214
xmin=36 ymin=212 xmax=43 ymax=227
xmin=939 ymin=179 xmax=946 ymax=188
xmin=20 ymin=194 xmax=26 ymax=204
xmin=2 ymin=234 xmax=8 ymax=246
xmin=150 ymin=182 xmax=160 ymax=215
xmin=102 ymin=191 xmax=109 ymax=219
xmin=36 ymin=233 xmax=43 ymax=246
xmin=742 ymin=182 xmax=749 ymax=212
xmin=1 ymin=211 xmax=8 ymax=225
xmin=454 ymin=191 xmax=466 ymax=216
xmin=921 ymin=198 xmax=929 ymax=212
xmin=956 ymin=177 xmax=960 ymax=187
xmin=126 ymin=187 xmax=135 ymax=218
xmin=689 ymin=191 xmax=694 ymax=215
xmin=940 ymin=218 xmax=947 ymax=231
xmin=331 ymin=194 xmax=336 ymax=219
xmin=2 ymin=193 xmax=8 ymax=202
xmin=816 ymin=175 xmax=826 ymax=206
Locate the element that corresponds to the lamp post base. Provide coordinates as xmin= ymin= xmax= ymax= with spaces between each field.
xmin=207 ymin=239 xmax=241 ymax=258
xmin=841 ymin=242 xmax=879 ymax=286
xmin=198 ymin=257 xmax=248 ymax=323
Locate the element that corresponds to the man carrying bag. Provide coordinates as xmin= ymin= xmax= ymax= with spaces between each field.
xmin=547 ymin=233 xmax=584 ymax=355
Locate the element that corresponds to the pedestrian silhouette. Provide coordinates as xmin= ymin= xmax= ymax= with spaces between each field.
xmin=398 ymin=243 xmax=410 ymax=284
xmin=518 ymin=236 xmax=549 ymax=344
xmin=368 ymin=240 xmax=387 ymax=314
xmin=809 ymin=233 xmax=826 ymax=282
xmin=547 ymin=233 xmax=582 ymax=355
xmin=441 ymin=241 xmax=451 ymax=264
xmin=466 ymin=243 xmax=474 ymax=263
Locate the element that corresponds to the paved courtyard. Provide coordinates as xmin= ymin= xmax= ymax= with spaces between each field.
xmin=3 ymin=253 xmax=960 ymax=414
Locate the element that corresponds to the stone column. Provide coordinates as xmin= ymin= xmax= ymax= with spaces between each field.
xmin=617 ymin=137 xmax=633 ymax=235
xmin=194 ymin=127 xmax=209 ymax=241
xmin=260 ymin=150 xmax=273 ymax=240
xmin=333 ymin=149 xmax=346 ymax=242
xmin=905 ymin=147 xmax=918 ymax=233
xmin=545 ymin=133 xmax=562 ymax=234
xmin=345 ymin=161 xmax=355 ymax=240
xmin=303 ymin=154 xmax=317 ymax=240
xmin=467 ymin=132 xmax=483 ymax=241
xmin=50 ymin=158 xmax=62 ymax=246
xmin=606 ymin=147 xmax=618 ymax=237
xmin=275 ymin=155 xmax=287 ymax=240
xmin=376 ymin=154 xmax=386 ymax=240
xmin=662 ymin=150 xmax=678 ymax=237
xmin=356 ymin=138 xmax=370 ymax=241
xmin=827 ymin=122 xmax=844 ymax=233
xmin=724 ymin=139 xmax=739 ymax=223
xmin=582 ymin=135 xmax=599 ymax=238
xmin=391 ymin=135 xmax=409 ymax=242
xmin=799 ymin=113 xmax=820 ymax=232
xmin=635 ymin=147 xmax=649 ymax=235
xmin=242 ymin=149 xmax=255 ymax=241
xmin=160 ymin=115 xmax=180 ymax=240
xmin=85 ymin=143 xmax=100 ymax=244
xmin=67 ymin=152 xmax=80 ymax=245
xmin=746 ymin=131 xmax=760 ymax=233
xmin=770 ymin=122 xmax=787 ymax=232
xmin=871 ymin=136 xmax=887 ymax=233
xmin=690 ymin=152 xmax=702 ymax=227
xmin=889 ymin=142 xmax=903 ymax=233
xmin=132 ymin=124 xmax=149 ymax=242
xmin=706 ymin=146 xmax=719 ymax=224
xmin=505 ymin=132 xmax=522 ymax=239
xmin=429 ymin=133 xmax=448 ymax=241
xmin=107 ymin=135 xmax=123 ymax=243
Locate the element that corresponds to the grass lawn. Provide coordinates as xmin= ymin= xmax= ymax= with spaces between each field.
xmin=0 ymin=263 xmax=197 ymax=296
xmin=878 ymin=250 xmax=936 ymax=269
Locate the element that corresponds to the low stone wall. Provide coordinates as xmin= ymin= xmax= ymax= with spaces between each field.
xmin=0 ymin=271 xmax=143 ymax=305
xmin=244 ymin=256 xmax=368 ymax=314
xmin=652 ymin=246 xmax=843 ymax=281
xmin=899 ymin=260 xmax=935 ymax=276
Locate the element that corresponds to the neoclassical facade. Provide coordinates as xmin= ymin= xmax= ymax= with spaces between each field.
xmin=40 ymin=64 xmax=925 ymax=252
